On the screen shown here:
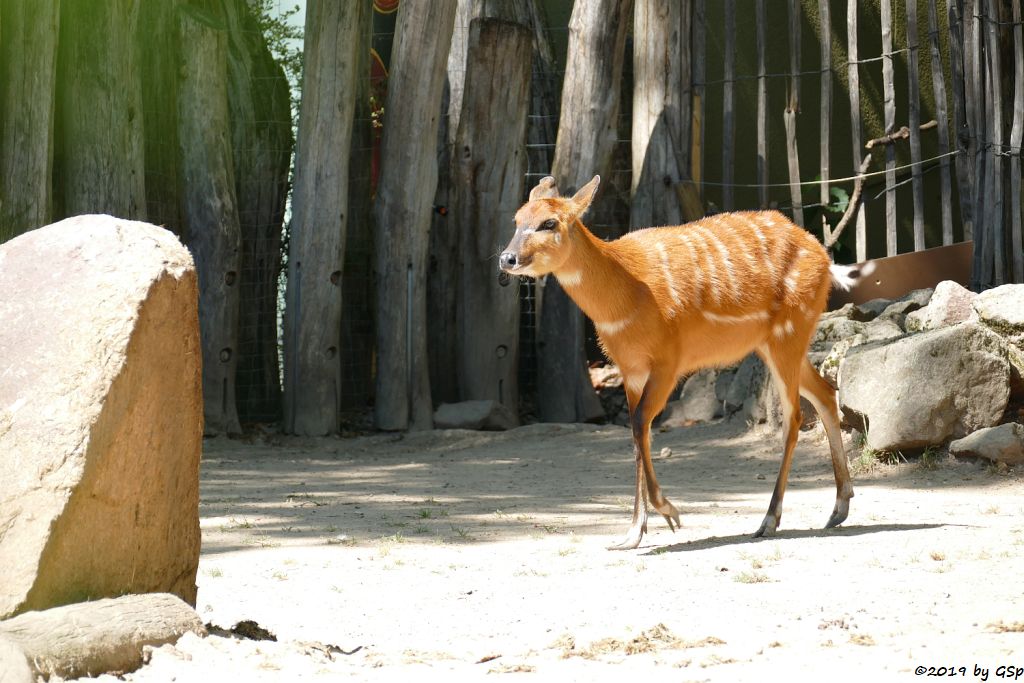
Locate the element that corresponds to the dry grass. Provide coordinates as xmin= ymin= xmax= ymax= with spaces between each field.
xmin=551 ymin=625 xmax=725 ymax=660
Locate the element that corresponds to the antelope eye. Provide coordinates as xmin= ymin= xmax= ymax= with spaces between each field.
xmin=538 ymin=219 xmax=557 ymax=231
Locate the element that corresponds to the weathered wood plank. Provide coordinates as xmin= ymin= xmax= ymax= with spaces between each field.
xmin=968 ymin=0 xmax=988 ymax=288
xmin=819 ymin=0 xmax=831 ymax=241
xmin=756 ymin=0 xmax=768 ymax=208
xmin=848 ymin=0 xmax=867 ymax=261
xmin=631 ymin=0 xmax=691 ymax=228
xmin=0 ymin=0 xmax=58 ymax=241
xmin=453 ymin=17 xmax=531 ymax=416
xmin=905 ymin=0 xmax=925 ymax=251
xmin=283 ymin=0 xmax=365 ymax=435
xmin=722 ymin=0 xmax=735 ymax=211
xmin=178 ymin=0 xmax=242 ymax=435
xmin=374 ymin=0 xmax=458 ymax=430
xmin=785 ymin=0 xmax=803 ymax=227
xmin=926 ymin=0 xmax=954 ymax=246
xmin=1011 ymin=0 xmax=1024 ymax=282
xmin=881 ymin=0 xmax=897 ymax=256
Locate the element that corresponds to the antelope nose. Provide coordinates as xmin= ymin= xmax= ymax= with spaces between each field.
xmin=499 ymin=252 xmax=518 ymax=271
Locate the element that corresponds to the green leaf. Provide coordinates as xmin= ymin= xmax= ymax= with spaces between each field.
xmin=828 ymin=186 xmax=850 ymax=213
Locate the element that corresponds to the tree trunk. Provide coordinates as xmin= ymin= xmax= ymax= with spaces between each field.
xmin=539 ymin=0 xmax=632 ymax=423
xmin=373 ymin=0 xmax=457 ymax=431
xmin=224 ymin=0 xmax=293 ymax=425
xmin=630 ymin=0 xmax=691 ymax=229
xmin=340 ymin=5 xmax=375 ymax=412
xmin=0 ymin=0 xmax=59 ymax=242
xmin=54 ymin=0 xmax=145 ymax=220
xmin=453 ymin=18 xmax=531 ymax=416
xmin=283 ymin=0 xmax=366 ymax=435
xmin=177 ymin=0 xmax=242 ymax=435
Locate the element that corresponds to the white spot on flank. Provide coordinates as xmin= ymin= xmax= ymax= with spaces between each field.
xmin=595 ymin=315 xmax=632 ymax=336
xmin=702 ymin=310 xmax=771 ymax=324
xmin=772 ymin=319 xmax=795 ymax=338
xmin=625 ymin=371 xmax=649 ymax=396
xmin=655 ymin=241 xmax=682 ymax=316
xmin=784 ymin=271 xmax=800 ymax=294
xmin=559 ymin=270 xmax=582 ymax=287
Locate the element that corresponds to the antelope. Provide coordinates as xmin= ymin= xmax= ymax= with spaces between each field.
xmin=499 ymin=175 xmax=860 ymax=550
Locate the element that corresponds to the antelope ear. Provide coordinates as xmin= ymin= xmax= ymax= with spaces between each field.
xmin=529 ymin=176 xmax=559 ymax=201
xmin=570 ymin=175 xmax=600 ymax=215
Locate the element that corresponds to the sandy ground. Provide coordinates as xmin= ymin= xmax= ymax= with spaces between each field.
xmin=86 ymin=419 xmax=1024 ymax=682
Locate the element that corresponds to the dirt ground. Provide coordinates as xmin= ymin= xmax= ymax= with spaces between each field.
xmin=87 ymin=419 xmax=1024 ymax=681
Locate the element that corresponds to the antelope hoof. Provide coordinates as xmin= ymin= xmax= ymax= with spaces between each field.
xmin=655 ymin=500 xmax=681 ymax=532
xmin=825 ymin=500 xmax=850 ymax=529
xmin=607 ymin=523 xmax=646 ymax=551
xmin=753 ymin=514 xmax=778 ymax=539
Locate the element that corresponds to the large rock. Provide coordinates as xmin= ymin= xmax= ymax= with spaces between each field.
xmin=0 ymin=215 xmax=202 ymax=618
xmin=905 ymin=280 xmax=977 ymax=333
xmin=662 ymin=369 xmax=721 ymax=426
xmin=433 ymin=400 xmax=517 ymax=430
xmin=838 ymin=323 xmax=1011 ymax=452
xmin=949 ymin=423 xmax=1024 ymax=465
xmin=974 ymin=283 xmax=1024 ymax=346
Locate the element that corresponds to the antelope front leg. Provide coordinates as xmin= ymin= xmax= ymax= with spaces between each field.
xmin=607 ymin=453 xmax=648 ymax=550
xmin=608 ymin=371 xmax=681 ymax=550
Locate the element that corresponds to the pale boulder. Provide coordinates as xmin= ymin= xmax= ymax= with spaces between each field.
xmin=0 ymin=215 xmax=202 ymax=618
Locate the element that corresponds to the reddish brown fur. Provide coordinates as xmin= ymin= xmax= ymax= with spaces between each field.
xmin=500 ymin=175 xmax=853 ymax=549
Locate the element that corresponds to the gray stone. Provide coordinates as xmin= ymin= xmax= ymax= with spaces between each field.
xmin=813 ymin=317 xmax=866 ymax=345
xmin=973 ymin=283 xmax=1024 ymax=346
xmin=877 ymin=287 xmax=934 ymax=329
xmin=838 ymin=323 xmax=1011 ymax=452
xmin=949 ymin=423 xmax=1024 ymax=465
xmin=852 ymin=298 xmax=893 ymax=321
xmin=725 ymin=355 xmax=766 ymax=415
xmin=905 ymin=280 xmax=977 ymax=333
xmin=0 ymin=636 xmax=31 ymax=683
xmin=862 ymin=317 xmax=905 ymax=343
xmin=434 ymin=400 xmax=517 ymax=430
xmin=663 ymin=369 xmax=720 ymax=426
xmin=0 ymin=215 xmax=203 ymax=619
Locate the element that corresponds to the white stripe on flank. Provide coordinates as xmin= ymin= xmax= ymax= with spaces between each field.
xmin=594 ymin=316 xmax=633 ymax=336
xmin=691 ymin=227 xmax=721 ymax=304
xmin=678 ymin=234 xmax=703 ymax=307
xmin=655 ymin=241 xmax=682 ymax=316
xmin=698 ymin=227 xmax=737 ymax=301
xmin=559 ymin=270 xmax=583 ymax=287
xmin=702 ymin=310 xmax=770 ymax=324
xmin=772 ymin=319 xmax=795 ymax=338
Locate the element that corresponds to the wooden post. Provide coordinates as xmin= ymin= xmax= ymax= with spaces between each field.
xmin=905 ymin=0 xmax=925 ymax=251
xmin=0 ymin=0 xmax=58 ymax=241
xmin=1011 ymin=0 xmax=1024 ymax=282
xmin=984 ymin=0 xmax=1004 ymax=285
xmin=969 ymin=0 xmax=988 ymax=289
xmin=631 ymin=0 xmax=692 ymax=228
xmin=881 ymin=0 xmax=897 ymax=256
xmin=785 ymin=0 xmax=803 ymax=227
xmin=374 ymin=1 xmax=457 ymax=431
xmin=453 ymin=18 xmax=531 ymax=416
xmin=56 ymin=0 xmax=146 ymax=221
xmin=756 ymin=0 xmax=768 ymax=208
xmin=540 ymin=0 xmax=632 ymax=424
xmin=722 ymin=0 xmax=735 ymax=211
xmin=283 ymin=1 xmax=366 ymax=435
xmin=819 ymin=0 xmax=831 ymax=241
xmin=847 ymin=0 xmax=867 ymax=261
xmin=224 ymin=0 xmax=294 ymax=424
xmin=177 ymin=0 xmax=242 ymax=435
xmin=692 ymin=0 xmax=705 ymax=197
xmin=927 ymin=0 xmax=954 ymax=246
xmin=947 ymin=0 xmax=974 ymax=242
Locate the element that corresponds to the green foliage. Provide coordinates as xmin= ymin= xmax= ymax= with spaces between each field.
xmin=247 ymin=1 xmax=304 ymax=116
